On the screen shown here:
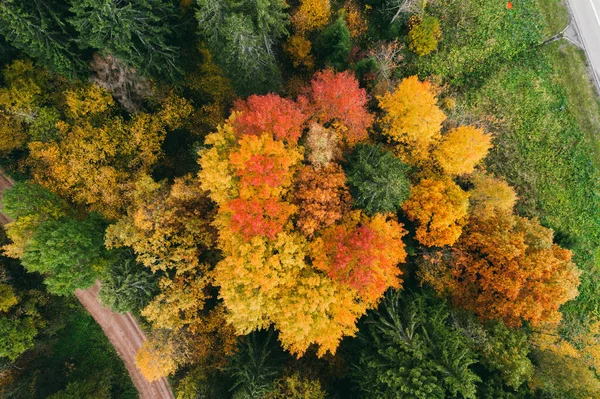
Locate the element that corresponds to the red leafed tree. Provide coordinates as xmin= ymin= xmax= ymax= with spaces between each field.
xmin=233 ymin=94 xmax=308 ymax=144
xmin=301 ymin=69 xmax=373 ymax=145
xmin=224 ymin=197 xmax=296 ymax=241
xmin=311 ymin=212 xmax=407 ymax=304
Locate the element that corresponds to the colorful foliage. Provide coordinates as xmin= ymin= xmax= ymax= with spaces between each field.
xmin=403 ymin=177 xmax=470 ymax=247
xmin=292 ymin=0 xmax=331 ymax=33
xmin=379 ymin=76 xmax=446 ymax=164
xmin=433 ymin=125 xmax=493 ymax=175
xmin=285 ymin=34 xmax=315 ymax=69
xmin=233 ymin=94 xmax=308 ymax=144
xmin=311 ymin=212 xmax=407 ymax=304
xmin=302 ymin=69 xmax=373 ymax=145
xmin=229 ymin=133 xmax=303 ymax=200
xmin=224 ymin=197 xmax=297 ymax=241
xmin=294 ymin=164 xmax=351 ymax=236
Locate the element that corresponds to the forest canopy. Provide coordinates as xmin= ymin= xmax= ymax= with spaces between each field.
xmin=1 ymin=0 xmax=599 ymax=398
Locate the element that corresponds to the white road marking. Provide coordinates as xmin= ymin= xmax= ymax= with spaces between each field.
xmin=588 ymin=0 xmax=600 ymax=29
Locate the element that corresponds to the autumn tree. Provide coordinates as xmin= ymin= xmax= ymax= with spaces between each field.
xmin=136 ymin=328 xmax=192 ymax=382
xmin=0 ymin=60 xmax=55 ymax=152
xmin=408 ymin=15 xmax=441 ymax=56
xmin=433 ymin=126 xmax=492 ymax=175
xmin=214 ymin=233 xmax=367 ymax=357
xmin=28 ymin=86 xmax=192 ymax=219
xmin=294 ymin=164 xmax=351 ymax=236
xmin=69 ymin=0 xmax=180 ymax=79
xmin=229 ymin=133 xmax=303 ymax=200
xmin=304 ymin=123 xmax=340 ymax=167
xmin=141 ymin=266 xmax=211 ymax=332
xmin=292 ymin=0 xmax=331 ymax=34
xmin=198 ymin=122 xmax=240 ymax=206
xmin=311 ymin=212 xmax=407 ymax=304
xmin=233 ymin=94 xmax=308 ymax=144
xmin=345 ymin=144 xmax=411 ymax=215
xmin=105 ymin=174 xmax=216 ymax=273
xmin=183 ymin=44 xmax=236 ymax=135
xmin=301 ymin=69 xmax=373 ymax=145
xmin=217 ymin=133 xmax=303 ymax=241
xmin=284 ymin=34 xmax=315 ymax=69
xmin=468 ymin=173 xmax=517 ymax=219
xmin=424 ymin=212 xmax=581 ymax=327
xmin=379 ymin=76 xmax=446 ymax=164
xmin=403 ymin=176 xmax=470 ymax=247
xmin=343 ymin=1 xmax=368 ymax=38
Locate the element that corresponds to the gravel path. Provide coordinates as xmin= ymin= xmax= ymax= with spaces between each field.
xmin=0 ymin=170 xmax=174 ymax=399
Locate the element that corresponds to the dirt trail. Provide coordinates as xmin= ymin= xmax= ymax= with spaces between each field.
xmin=0 ymin=171 xmax=174 ymax=399
xmin=75 ymin=283 xmax=175 ymax=399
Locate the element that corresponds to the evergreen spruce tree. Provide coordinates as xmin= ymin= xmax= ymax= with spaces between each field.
xmin=69 ymin=0 xmax=181 ymax=79
xmin=196 ymin=0 xmax=289 ymax=95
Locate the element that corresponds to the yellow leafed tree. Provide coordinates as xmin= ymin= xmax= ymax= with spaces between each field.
xmin=379 ymin=76 xmax=446 ymax=164
xmin=292 ymin=0 xmax=331 ymax=34
xmin=403 ymin=176 xmax=470 ymax=247
xmin=433 ymin=126 xmax=493 ymax=175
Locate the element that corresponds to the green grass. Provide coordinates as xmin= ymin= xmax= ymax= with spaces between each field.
xmin=458 ymin=40 xmax=600 ymax=318
xmin=548 ymin=41 xmax=600 ymax=165
xmin=405 ymin=0 xmax=546 ymax=86
xmin=535 ymin=0 xmax=570 ymax=36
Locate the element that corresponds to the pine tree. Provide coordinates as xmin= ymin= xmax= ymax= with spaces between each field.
xmin=69 ymin=0 xmax=180 ymax=79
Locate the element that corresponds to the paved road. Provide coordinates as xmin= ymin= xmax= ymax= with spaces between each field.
xmin=569 ymin=0 xmax=600 ymax=88
xmin=0 ymin=171 xmax=174 ymax=399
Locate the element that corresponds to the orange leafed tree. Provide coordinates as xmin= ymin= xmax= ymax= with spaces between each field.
xmin=233 ymin=94 xmax=308 ymax=144
xmin=403 ymin=176 xmax=470 ymax=247
xmin=302 ymin=70 xmax=373 ymax=145
xmin=135 ymin=329 xmax=191 ymax=381
xmin=229 ymin=133 xmax=303 ymax=199
xmin=439 ymin=212 xmax=580 ymax=327
xmin=379 ymin=76 xmax=446 ymax=164
xmin=28 ymin=87 xmax=192 ymax=219
xmin=433 ymin=126 xmax=493 ymax=175
xmin=294 ymin=164 xmax=351 ymax=236
xmin=311 ymin=212 xmax=407 ymax=304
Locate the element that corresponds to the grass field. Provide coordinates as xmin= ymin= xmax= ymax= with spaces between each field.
xmin=536 ymin=0 xmax=570 ymax=35
xmin=457 ymin=39 xmax=600 ymax=317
